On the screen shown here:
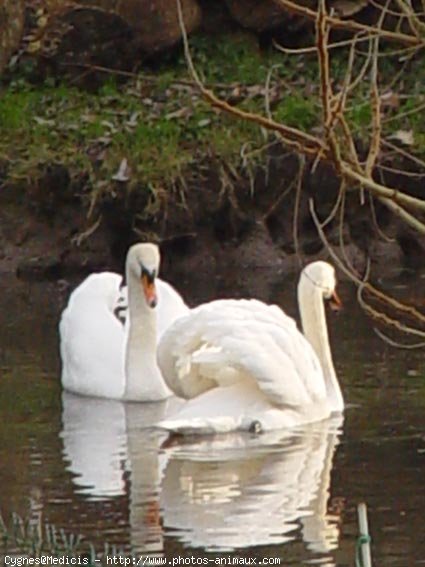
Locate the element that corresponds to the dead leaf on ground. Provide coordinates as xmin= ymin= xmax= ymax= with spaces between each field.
xmin=126 ymin=112 xmax=140 ymax=127
xmin=33 ymin=116 xmax=55 ymax=126
xmin=27 ymin=40 xmax=42 ymax=54
xmin=332 ymin=0 xmax=368 ymax=17
xmin=381 ymin=91 xmax=400 ymax=109
xmin=388 ymin=129 xmax=414 ymax=146
xmin=112 ymin=158 xmax=130 ymax=182
xmin=101 ymin=120 xmax=117 ymax=132
xmin=165 ymin=107 xmax=192 ymax=120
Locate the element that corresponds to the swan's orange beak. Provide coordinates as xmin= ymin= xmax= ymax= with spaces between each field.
xmin=329 ymin=289 xmax=342 ymax=312
xmin=141 ymin=273 xmax=158 ymax=308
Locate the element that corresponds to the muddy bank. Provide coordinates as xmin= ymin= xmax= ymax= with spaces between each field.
xmin=2 ymin=1 xmax=424 ymax=295
xmin=1 ymin=149 xmax=424 ymax=299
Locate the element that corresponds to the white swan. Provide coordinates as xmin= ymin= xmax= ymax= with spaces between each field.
xmin=60 ymin=243 xmax=188 ymax=401
xmin=157 ymin=261 xmax=344 ymax=433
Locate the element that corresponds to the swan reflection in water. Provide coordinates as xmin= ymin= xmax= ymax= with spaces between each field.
xmin=60 ymin=393 xmax=128 ymax=500
xmin=60 ymin=392 xmax=343 ymax=557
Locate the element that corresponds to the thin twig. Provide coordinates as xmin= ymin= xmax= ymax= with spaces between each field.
xmin=355 ymin=44 xmax=420 ymax=57
xmin=264 ymin=65 xmax=281 ymax=121
xmin=72 ymin=216 xmax=102 ymax=246
xmin=293 ymin=155 xmax=305 ymax=264
xmin=274 ymin=0 xmax=423 ymax=45
xmin=393 ymin=0 xmax=425 ymax=37
xmin=317 ymin=0 xmax=332 ymax=131
xmin=345 ymin=34 xmax=374 ymax=95
xmin=357 ymin=283 xmax=425 ymax=337
xmin=369 ymin=0 xmax=425 ymax=18
xmin=273 ymin=33 xmax=380 ymax=54
xmin=368 ymin=192 xmax=396 ymax=243
xmin=310 ymin=199 xmax=425 ymax=335
xmin=176 ymin=0 xmax=326 ymax=156
xmin=338 ymin=186 xmax=359 ymax=275
xmin=382 ymin=100 xmax=425 ymax=124
xmin=377 ymin=196 xmax=425 ymax=234
xmin=321 ymin=178 xmax=346 ymax=228
xmin=374 ymin=327 xmax=425 ymax=348
xmin=377 ymin=162 xmax=425 ymax=177
xmin=339 ymin=163 xmax=425 ymax=213
xmin=381 ymin=139 xmax=425 ymax=169
xmin=365 ymin=36 xmax=382 ymax=177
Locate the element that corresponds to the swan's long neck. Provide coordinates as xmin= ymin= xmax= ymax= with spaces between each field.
xmin=298 ymin=278 xmax=343 ymax=412
xmin=123 ymin=269 xmax=170 ymax=401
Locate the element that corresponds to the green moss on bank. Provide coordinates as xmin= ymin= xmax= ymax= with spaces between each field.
xmin=0 ymin=33 xmax=424 ymax=213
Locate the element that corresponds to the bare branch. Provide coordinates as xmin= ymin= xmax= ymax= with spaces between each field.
xmin=339 ymin=164 xmax=425 ymax=212
xmin=273 ymin=33 xmax=379 ymax=54
xmin=365 ymin=37 xmax=381 ymax=177
xmin=373 ymin=327 xmax=425 ymax=348
xmin=316 ymin=0 xmax=332 ymax=127
xmin=377 ymin=196 xmax=425 ymax=234
xmin=382 ymin=100 xmax=425 ymax=124
xmin=376 ymin=163 xmax=425 ymax=178
xmin=174 ymin=0 xmax=425 ymax=339
xmin=176 ymin=0 xmax=326 ymax=156
xmin=369 ymin=0 xmax=425 ymax=18
xmin=293 ymin=155 xmax=305 ymax=264
xmin=393 ymin=0 xmax=425 ymax=37
xmin=381 ymin=139 xmax=425 ymax=170
xmin=357 ymin=283 xmax=425 ymax=338
xmin=309 ymin=199 xmax=425 ymax=334
xmin=321 ymin=178 xmax=346 ymax=228
xmin=368 ymin=192 xmax=396 ymax=243
xmin=274 ymin=0 xmax=423 ymax=45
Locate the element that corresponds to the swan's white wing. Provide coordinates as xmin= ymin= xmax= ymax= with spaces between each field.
xmin=59 ymin=272 xmax=126 ymax=398
xmin=158 ymin=299 xmax=327 ymax=409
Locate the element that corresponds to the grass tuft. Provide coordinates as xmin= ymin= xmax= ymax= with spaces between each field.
xmin=0 ymin=510 xmax=126 ymax=564
xmin=1 ymin=33 xmax=424 ymax=215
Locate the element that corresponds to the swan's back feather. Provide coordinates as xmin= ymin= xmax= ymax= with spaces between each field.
xmin=158 ymin=299 xmax=326 ymax=409
xmin=60 ymin=273 xmax=126 ymax=398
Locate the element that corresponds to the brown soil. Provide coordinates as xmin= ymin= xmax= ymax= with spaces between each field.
xmin=1 ymin=152 xmax=424 ymax=294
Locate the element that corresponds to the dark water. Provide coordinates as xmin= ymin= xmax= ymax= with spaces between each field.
xmin=1 ymin=267 xmax=425 ymax=566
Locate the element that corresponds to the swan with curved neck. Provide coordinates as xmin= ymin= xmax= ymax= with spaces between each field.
xmin=298 ymin=262 xmax=343 ymax=412
xmin=60 ymin=243 xmax=188 ymax=401
xmin=157 ymin=261 xmax=344 ymax=434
